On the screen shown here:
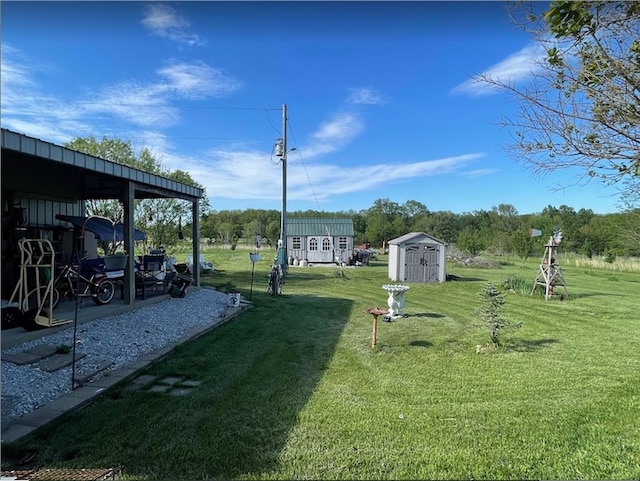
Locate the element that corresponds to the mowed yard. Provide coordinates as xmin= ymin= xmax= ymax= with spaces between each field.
xmin=2 ymin=249 xmax=640 ymax=480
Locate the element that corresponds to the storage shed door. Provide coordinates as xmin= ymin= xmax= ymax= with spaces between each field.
xmin=424 ymin=245 xmax=440 ymax=282
xmin=307 ymin=236 xmax=334 ymax=263
xmin=404 ymin=244 xmax=440 ymax=282
xmin=404 ymin=244 xmax=424 ymax=282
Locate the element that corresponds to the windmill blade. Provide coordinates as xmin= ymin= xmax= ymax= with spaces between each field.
xmin=553 ymin=229 xmax=563 ymax=244
xmin=529 ymin=228 xmax=542 ymax=238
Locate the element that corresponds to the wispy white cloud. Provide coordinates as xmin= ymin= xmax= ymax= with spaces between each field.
xmin=81 ymin=81 xmax=180 ymax=128
xmin=157 ymin=61 xmax=241 ymax=99
xmin=1 ymin=45 xmax=240 ymax=138
xmin=1 ymin=42 xmax=484 ymax=209
xmin=187 ymin=149 xmax=485 ymax=204
xmin=175 ymin=94 xmax=484 ymax=205
xmin=452 ymin=42 xmax=547 ymax=97
xmin=188 ymin=149 xmax=282 ymax=200
xmin=141 ymin=3 xmax=204 ymax=47
xmin=347 ymin=87 xmax=387 ymax=106
xmin=80 ymin=61 xmax=240 ymax=127
xmin=0 ymin=44 xmax=38 ymax=92
xmin=286 ymin=154 xmax=484 ymax=200
xmin=298 ymin=87 xmax=387 ymax=158
xmin=1 ymin=44 xmax=97 ymax=142
xmin=302 ymin=112 xmax=365 ymax=158
xmin=460 ymin=168 xmax=498 ymax=178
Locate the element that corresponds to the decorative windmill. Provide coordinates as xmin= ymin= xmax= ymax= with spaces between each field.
xmin=530 ymin=228 xmax=568 ymax=300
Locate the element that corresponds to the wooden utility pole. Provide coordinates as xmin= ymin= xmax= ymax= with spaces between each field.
xmin=275 ymin=104 xmax=289 ymax=277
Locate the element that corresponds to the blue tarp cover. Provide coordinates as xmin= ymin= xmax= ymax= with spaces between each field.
xmin=56 ymin=215 xmax=146 ymax=241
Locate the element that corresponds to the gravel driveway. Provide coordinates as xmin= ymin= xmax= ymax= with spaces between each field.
xmin=1 ymin=288 xmax=231 ymax=427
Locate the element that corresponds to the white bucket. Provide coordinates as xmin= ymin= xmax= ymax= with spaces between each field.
xmin=227 ymin=292 xmax=241 ymax=307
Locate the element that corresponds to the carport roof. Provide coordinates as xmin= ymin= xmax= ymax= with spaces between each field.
xmin=1 ymin=128 xmax=203 ymax=202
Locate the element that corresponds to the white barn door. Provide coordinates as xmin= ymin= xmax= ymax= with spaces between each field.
xmin=307 ymin=236 xmax=334 ymax=263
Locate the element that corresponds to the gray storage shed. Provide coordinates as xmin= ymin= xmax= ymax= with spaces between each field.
xmin=388 ymin=232 xmax=448 ymax=283
xmin=287 ymin=218 xmax=354 ymax=264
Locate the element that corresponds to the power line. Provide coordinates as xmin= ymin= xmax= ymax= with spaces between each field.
xmin=287 ymin=118 xmax=322 ymax=211
xmin=264 ymin=108 xmax=283 ymax=137
xmin=10 ymin=97 xmax=284 ymax=111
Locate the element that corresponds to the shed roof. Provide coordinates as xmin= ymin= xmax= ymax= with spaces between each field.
xmin=388 ymin=232 xmax=447 ymax=246
xmin=287 ymin=218 xmax=354 ymax=237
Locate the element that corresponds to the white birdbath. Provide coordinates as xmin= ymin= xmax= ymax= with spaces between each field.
xmin=382 ymin=284 xmax=410 ymax=318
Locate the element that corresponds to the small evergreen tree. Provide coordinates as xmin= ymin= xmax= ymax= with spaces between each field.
xmin=475 ymin=282 xmax=521 ymax=347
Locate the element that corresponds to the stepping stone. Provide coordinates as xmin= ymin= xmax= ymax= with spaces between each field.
xmin=148 ymin=384 xmax=169 ymax=393
xmin=156 ymin=376 xmax=183 ymax=386
xmin=28 ymin=344 xmax=60 ymax=358
xmin=168 ymin=387 xmax=192 ymax=396
xmin=74 ymin=361 xmax=114 ymax=386
xmin=39 ymin=353 xmax=86 ymax=372
xmin=180 ymin=380 xmax=202 ymax=388
xmin=132 ymin=374 xmax=158 ymax=386
xmin=3 ymin=345 xmax=58 ymax=365
xmin=123 ymin=374 xmax=158 ymax=392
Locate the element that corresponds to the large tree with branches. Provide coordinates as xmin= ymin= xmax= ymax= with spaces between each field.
xmin=65 ymin=136 xmax=207 ymax=253
xmin=478 ymin=1 xmax=640 ymax=197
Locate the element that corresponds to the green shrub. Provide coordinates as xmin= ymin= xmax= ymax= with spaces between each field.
xmin=502 ymin=275 xmax=533 ymax=294
xmin=475 ymin=281 xmax=522 ymax=347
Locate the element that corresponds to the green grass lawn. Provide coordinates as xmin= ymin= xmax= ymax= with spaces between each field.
xmin=3 ymin=248 xmax=640 ymax=480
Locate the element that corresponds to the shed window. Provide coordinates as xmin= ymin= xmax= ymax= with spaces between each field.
xmin=322 ymin=238 xmax=331 ymax=251
xmin=292 ymin=236 xmax=301 ymax=250
xmin=338 ymin=236 xmax=348 ymax=249
xmin=309 ymin=237 xmax=318 ymax=250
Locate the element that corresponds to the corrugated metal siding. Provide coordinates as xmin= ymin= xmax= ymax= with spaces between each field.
xmin=287 ymin=218 xmax=354 ymax=236
xmin=17 ymin=196 xmax=82 ymax=227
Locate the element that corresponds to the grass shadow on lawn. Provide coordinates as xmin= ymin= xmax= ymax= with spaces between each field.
xmin=2 ymin=293 xmax=355 ymax=480
xmin=508 ymin=337 xmax=561 ymax=352
xmin=408 ymin=312 xmax=446 ymax=319
xmin=566 ymin=291 xmax=627 ymax=299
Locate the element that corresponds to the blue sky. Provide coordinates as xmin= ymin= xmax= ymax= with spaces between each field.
xmin=1 ymin=1 xmax=625 ymax=215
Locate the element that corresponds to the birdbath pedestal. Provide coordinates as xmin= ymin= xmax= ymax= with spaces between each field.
xmin=382 ymin=284 xmax=410 ymax=318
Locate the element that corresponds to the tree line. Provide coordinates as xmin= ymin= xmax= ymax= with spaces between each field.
xmin=199 ymin=199 xmax=640 ymax=260
xmin=65 ymin=137 xmax=639 ymax=261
